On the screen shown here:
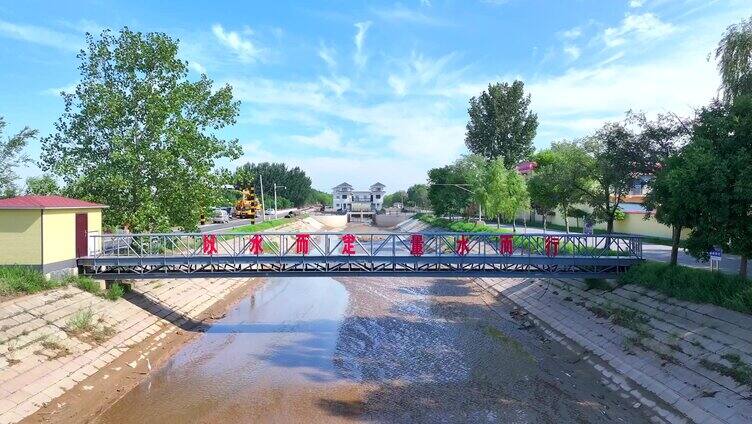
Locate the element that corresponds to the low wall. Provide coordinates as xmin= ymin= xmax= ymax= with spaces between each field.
xmin=309 ymin=214 xmax=348 ymax=229
xmin=374 ymin=213 xmax=414 ymax=228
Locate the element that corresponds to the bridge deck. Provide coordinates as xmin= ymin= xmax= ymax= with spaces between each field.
xmin=78 ymin=231 xmax=643 ymax=279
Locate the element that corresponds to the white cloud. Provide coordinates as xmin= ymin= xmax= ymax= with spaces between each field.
xmin=188 ymin=61 xmax=207 ymax=74
xmin=318 ymin=42 xmax=337 ymax=68
xmin=0 ymin=19 xmax=81 ymax=51
xmin=629 ymin=0 xmax=644 ymax=8
xmin=319 ymin=75 xmax=351 ymax=96
xmin=563 ymin=45 xmax=581 ymax=60
xmin=561 ymin=27 xmax=582 ymax=39
xmin=388 ymin=75 xmax=408 ymax=96
xmin=372 ymin=4 xmax=448 ymax=26
xmin=602 ymin=13 xmax=676 ymax=48
xmin=41 ymin=81 xmax=78 ymax=96
xmin=212 ymin=24 xmax=262 ymax=63
xmin=420 ymin=0 xmax=432 ymax=6
xmin=289 ymin=128 xmax=367 ymax=154
xmin=353 ymin=21 xmax=372 ymax=68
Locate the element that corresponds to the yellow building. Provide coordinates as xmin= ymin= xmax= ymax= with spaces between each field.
xmin=0 ymin=195 xmax=106 ymax=276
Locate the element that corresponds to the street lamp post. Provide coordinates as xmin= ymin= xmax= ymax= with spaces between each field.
xmin=273 ymin=183 xmax=286 ymax=219
xmin=259 ymin=174 xmax=266 ymax=223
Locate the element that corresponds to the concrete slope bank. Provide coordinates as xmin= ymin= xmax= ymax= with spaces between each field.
xmin=0 ymin=277 xmax=255 ymax=424
xmin=478 ymin=277 xmax=752 ymax=424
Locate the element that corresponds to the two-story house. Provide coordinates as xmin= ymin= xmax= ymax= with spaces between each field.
xmin=332 ymin=182 xmax=386 ymax=213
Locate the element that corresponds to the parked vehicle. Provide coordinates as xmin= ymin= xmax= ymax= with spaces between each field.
xmin=265 ymin=209 xmax=276 ymax=216
xmin=212 ymin=208 xmax=230 ymax=223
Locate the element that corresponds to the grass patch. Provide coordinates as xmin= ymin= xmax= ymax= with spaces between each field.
xmin=620 ymin=261 xmax=752 ymax=314
xmin=90 ymin=325 xmax=116 ymax=343
xmin=229 ymin=217 xmax=295 ymax=233
xmin=73 ymin=276 xmax=101 ymax=295
xmin=584 ymin=277 xmax=612 ymax=291
xmin=104 ymin=283 xmax=127 ymax=301
xmin=39 ymin=339 xmax=71 ymax=359
xmin=66 ymin=308 xmax=95 ymax=334
xmin=0 ymin=266 xmax=63 ymax=297
xmin=587 ymin=302 xmax=651 ymax=340
xmin=700 ymin=353 xmax=752 ymax=387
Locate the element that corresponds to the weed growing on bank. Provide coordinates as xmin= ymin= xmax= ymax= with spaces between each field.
xmin=620 ymin=261 xmax=752 ymax=314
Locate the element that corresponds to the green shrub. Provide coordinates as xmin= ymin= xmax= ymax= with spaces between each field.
xmin=73 ymin=276 xmax=102 ymax=295
xmin=584 ymin=278 xmax=612 ymax=291
xmin=0 ymin=266 xmax=62 ymax=296
xmin=105 ymin=283 xmax=126 ymax=301
xmin=620 ymin=261 xmax=752 ymax=314
xmin=66 ymin=308 xmax=95 ymax=333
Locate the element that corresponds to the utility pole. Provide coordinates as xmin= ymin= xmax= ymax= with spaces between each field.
xmin=273 ymin=183 xmax=286 ymax=219
xmin=259 ymin=174 xmax=266 ymax=222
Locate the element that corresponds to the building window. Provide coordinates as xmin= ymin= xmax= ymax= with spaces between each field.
xmin=342 ymin=195 xmax=347 ymax=199
xmin=375 ymin=194 xmax=381 ymax=199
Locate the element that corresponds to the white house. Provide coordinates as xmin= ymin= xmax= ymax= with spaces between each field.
xmin=332 ymin=182 xmax=386 ymax=213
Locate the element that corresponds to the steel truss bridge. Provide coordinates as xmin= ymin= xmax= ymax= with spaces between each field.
xmin=78 ymin=232 xmax=643 ymax=279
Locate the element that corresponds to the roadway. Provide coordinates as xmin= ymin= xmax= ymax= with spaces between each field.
xmin=490 ymin=223 xmax=742 ymax=275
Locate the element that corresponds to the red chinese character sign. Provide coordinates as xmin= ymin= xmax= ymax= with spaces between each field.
xmin=455 ymin=235 xmax=470 ymax=256
xmin=249 ymin=234 xmax=264 ymax=255
xmin=296 ymin=234 xmax=311 ymax=255
xmin=499 ymin=235 xmax=514 ymax=255
xmin=202 ymin=235 xmax=218 ymax=255
xmin=545 ymin=236 xmax=560 ymax=257
xmin=410 ymin=234 xmax=423 ymax=256
xmin=341 ymin=234 xmax=356 ymax=255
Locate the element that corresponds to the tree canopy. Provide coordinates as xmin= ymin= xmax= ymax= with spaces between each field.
xmin=40 ymin=28 xmax=241 ymax=231
xmin=427 ymin=165 xmax=471 ymax=217
xmin=465 ymin=81 xmax=538 ymax=167
xmin=715 ymin=16 xmax=752 ymax=103
xmin=681 ymin=98 xmax=752 ymax=277
xmin=25 ymin=175 xmax=60 ymax=196
xmin=406 ymin=184 xmax=430 ymax=208
xmin=0 ymin=117 xmax=36 ymax=198
xmin=232 ymin=162 xmax=312 ymax=207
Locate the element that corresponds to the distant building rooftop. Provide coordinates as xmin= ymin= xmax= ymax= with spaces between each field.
xmin=516 ymin=161 xmax=537 ymax=174
xmin=0 ymin=195 xmax=106 ymax=210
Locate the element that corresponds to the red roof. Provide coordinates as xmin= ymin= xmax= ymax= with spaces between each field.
xmin=516 ymin=161 xmax=537 ymax=173
xmin=0 ymin=195 xmax=106 ymax=210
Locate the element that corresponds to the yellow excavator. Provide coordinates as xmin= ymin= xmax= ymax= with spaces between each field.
xmin=233 ymin=187 xmax=259 ymax=223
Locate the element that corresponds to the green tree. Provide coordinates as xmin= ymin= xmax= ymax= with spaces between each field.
xmin=234 ymin=162 xmax=312 ymax=207
xmin=406 ymin=184 xmax=429 ymax=208
xmin=644 ymin=147 xmax=712 ymax=266
xmin=455 ymin=154 xmax=487 ymax=218
xmin=0 ymin=117 xmax=37 ymax=198
xmin=305 ymin=189 xmax=333 ymax=207
xmin=682 ymin=98 xmax=752 ymax=277
xmin=41 ymin=28 xmax=240 ymax=231
xmin=715 ymin=16 xmax=752 ymax=103
xmin=25 ymin=175 xmax=60 ymax=196
xmin=383 ymin=190 xmax=406 ymax=208
xmin=465 ymin=80 xmax=538 ymax=167
xmin=233 ymin=164 xmax=255 ymax=191
xmin=427 ymin=165 xmax=471 ymax=217
xmin=527 ymin=167 xmax=560 ymax=232
xmin=562 ymin=123 xmax=650 ymax=235
xmin=479 ymin=158 xmax=529 ymax=231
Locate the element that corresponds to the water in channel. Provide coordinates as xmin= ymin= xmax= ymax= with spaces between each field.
xmin=96 ymin=277 xmax=350 ymax=423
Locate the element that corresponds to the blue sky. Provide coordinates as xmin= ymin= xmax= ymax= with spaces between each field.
xmin=1 ymin=0 xmax=750 ymax=192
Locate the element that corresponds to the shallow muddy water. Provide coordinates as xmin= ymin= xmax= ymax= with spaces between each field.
xmin=96 ymin=276 xmax=651 ymax=423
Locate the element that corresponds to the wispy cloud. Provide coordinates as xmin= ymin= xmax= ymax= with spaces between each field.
xmin=212 ymin=24 xmax=263 ymax=63
xmin=318 ymin=41 xmax=337 ymax=68
xmin=372 ymin=4 xmax=449 ymax=26
xmin=0 ymin=19 xmax=81 ymax=51
xmin=41 ymin=81 xmax=78 ymax=96
xmin=353 ymin=21 xmax=371 ymax=68
xmin=629 ymin=0 xmax=644 ymax=8
xmin=563 ymin=45 xmax=581 ymax=60
xmin=188 ymin=61 xmax=207 ymax=74
xmin=601 ymin=13 xmax=676 ymax=48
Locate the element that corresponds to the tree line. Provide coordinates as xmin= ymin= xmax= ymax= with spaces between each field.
xmin=427 ymin=16 xmax=752 ymax=277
